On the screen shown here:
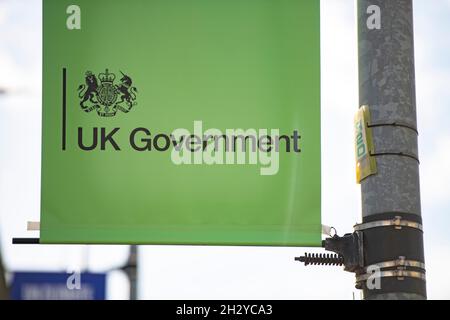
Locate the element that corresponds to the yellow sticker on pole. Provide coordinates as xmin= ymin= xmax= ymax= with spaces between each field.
xmin=355 ymin=105 xmax=377 ymax=183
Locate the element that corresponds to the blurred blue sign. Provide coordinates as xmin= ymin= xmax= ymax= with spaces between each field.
xmin=11 ymin=272 xmax=106 ymax=300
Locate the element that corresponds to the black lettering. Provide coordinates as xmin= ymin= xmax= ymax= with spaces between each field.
xmin=101 ymin=127 xmax=121 ymax=150
xmin=215 ymin=135 xmax=229 ymax=152
xmin=154 ymin=134 xmax=171 ymax=151
xmin=291 ymin=130 xmax=301 ymax=153
xmin=187 ymin=134 xmax=201 ymax=152
xmin=78 ymin=127 xmax=98 ymax=151
xmin=277 ymin=135 xmax=291 ymax=152
xmin=258 ymin=135 xmax=272 ymax=152
xmin=130 ymin=127 xmax=151 ymax=151
xmin=171 ymin=135 xmax=186 ymax=151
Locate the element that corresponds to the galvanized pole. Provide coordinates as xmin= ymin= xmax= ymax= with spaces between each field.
xmin=357 ymin=0 xmax=426 ymax=299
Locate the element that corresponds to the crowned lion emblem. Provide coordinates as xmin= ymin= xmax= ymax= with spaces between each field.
xmin=77 ymin=69 xmax=138 ymax=117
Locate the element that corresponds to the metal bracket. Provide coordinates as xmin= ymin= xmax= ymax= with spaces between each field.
xmin=354 ymin=216 xmax=423 ymax=232
xmin=323 ymin=232 xmax=364 ymax=273
xmin=12 ymin=238 xmax=40 ymax=244
xmin=295 ymin=232 xmax=364 ymax=274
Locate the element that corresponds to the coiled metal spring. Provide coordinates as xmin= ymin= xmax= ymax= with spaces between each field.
xmin=295 ymin=253 xmax=344 ymax=266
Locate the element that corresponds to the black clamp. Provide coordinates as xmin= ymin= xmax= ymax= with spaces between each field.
xmin=295 ymin=232 xmax=364 ymax=274
xmin=295 ymin=218 xmax=426 ymax=292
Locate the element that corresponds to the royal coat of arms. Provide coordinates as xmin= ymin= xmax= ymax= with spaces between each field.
xmin=77 ymin=69 xmax=138 ymax=117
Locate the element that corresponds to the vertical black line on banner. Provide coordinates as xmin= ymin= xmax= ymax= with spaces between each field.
xmin=62 ymin=68 xmax=67 ymax=150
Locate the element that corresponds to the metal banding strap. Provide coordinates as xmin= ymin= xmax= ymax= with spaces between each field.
xmin=367 ymin=121 xmax=419 ymax=134
xmin=370 ymin=151 xmax=420 ymax=163
xmin=366 ymin=121 xmax=420 ymax=163
xmin=354 ymin=216 xmax=423 ymax=232
xmin=356 ymin=270 xmax=426 ymax=283
xmin=364 ymin=257 xmax=426 ymax=272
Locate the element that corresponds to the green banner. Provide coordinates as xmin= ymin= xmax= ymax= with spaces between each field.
xmin=41 ymin=0 xmax=321 ymax=246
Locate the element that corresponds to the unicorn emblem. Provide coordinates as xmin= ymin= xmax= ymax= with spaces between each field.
xmin=77 ymin=69 xmax=138 ymax=117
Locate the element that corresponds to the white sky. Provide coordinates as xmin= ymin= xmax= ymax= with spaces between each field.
xmin=1 ymin=0 xmax=450 ymax=300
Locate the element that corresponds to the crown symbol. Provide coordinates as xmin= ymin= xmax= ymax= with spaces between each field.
xmin=98 ymin=69 xmax=116 ymax=83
